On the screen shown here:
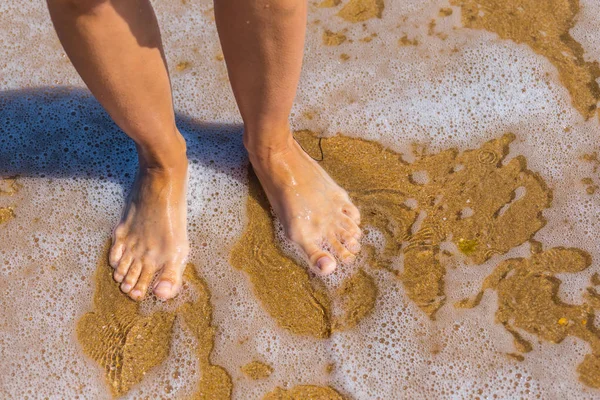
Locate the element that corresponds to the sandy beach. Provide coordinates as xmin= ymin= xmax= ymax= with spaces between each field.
xmin=2 ymin=0 xmax=600 ymax=398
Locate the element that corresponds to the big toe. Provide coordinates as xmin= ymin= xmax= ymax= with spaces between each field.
xmin=315 ymin=254 xmax=337 ymax=275
xmin=301 ymin=241 xmax=338 ymax=275
xmin=153 ymin=261 xmax=184 ymax=300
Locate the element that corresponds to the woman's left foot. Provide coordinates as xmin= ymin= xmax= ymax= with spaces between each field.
xmin=248 ymin=133 xmax=362 ymax=275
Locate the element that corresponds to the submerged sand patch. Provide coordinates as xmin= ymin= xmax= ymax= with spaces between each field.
xmin=76 ymin=243 xmax=231 ymax=398
xmin=0 ymin=177 xmax=20 ymax=196
xmin=457 ymin=245 xmax=600 ymax=388
xmin=0 ymin=207 xmax=15 ymax=225
xmin=263 ymin=385 xmax=344 ymax=400
xmin=76 ymin=244 xmax=176 ymax=396
xmin=0 ymin=177 xmax=18 ymax=225
xmin=241 ymin=361 xmax=274 ymax=380
xmin=451 ymin=0 xmax=600 ymax=120
xmin=317 ymin=0 xmax=341 ymax=9
xmin=337 ymin=0 xmax=384 ymax=22
xmin=332 ymin=268 xmax=377 ymax=331
xmin=179 ymin=268 xmax=232 ymax=399
xmin=323 ymin=30 xmax=348 ymax=46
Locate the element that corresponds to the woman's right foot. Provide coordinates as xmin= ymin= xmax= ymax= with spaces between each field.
xmin=109 ymin=136 xmax=190 ymax=301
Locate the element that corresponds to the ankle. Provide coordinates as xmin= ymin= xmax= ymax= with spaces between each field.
xmin=244 ymin=126 xmax=296 ymax=162
xmin=136 ymin=130 xmax=188 ymax=171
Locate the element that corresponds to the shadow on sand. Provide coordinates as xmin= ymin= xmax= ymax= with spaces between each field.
xmin=0 ymin=87 xmax=246 ymax=187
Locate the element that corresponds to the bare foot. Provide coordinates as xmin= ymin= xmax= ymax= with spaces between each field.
xmin=248 ymin=134 xmax=362 ymax=275
xmin=109 ymin=143 xmax=189 ymax=301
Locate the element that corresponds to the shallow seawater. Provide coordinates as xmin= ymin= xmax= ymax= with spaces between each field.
xmin=2 ymin=0 xmax=600 ymax=399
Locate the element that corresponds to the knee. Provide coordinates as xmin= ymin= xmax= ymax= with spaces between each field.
xmin=46 ymin=0 xmax=109 ymax=15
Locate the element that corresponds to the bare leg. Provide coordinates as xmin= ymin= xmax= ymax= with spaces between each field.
xmin=47 ymin=0 xmax=188 ymax=300
xmin=214 ymin=0 xmax=362 ymax=274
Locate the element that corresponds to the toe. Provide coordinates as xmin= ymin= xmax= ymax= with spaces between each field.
xmin=109 ymin=240 xmax=125 ymax=269
xmin=114 ymin=251 xmax=134 ymax=283
xmin=153 ymin=260 xmax=184 ymax=300
xmin=129 ymin=268 xmax=154 ymax=301
xmin=339 ymin=215 xmax=362 ymax=239
xmin=121 ymin=260 xmax=142 ymax=294
xmin=341 ymin=203 xmax=361 ymax=225
xmin=109 ymin=225 xmax=127 ymax=268
xmin=328 ymin=233 xmax=356 ymax=263
xmin=299 ymin=241 xmax=337 ymax=275
xmin=340 ymin=231 xmax=361 ymax=253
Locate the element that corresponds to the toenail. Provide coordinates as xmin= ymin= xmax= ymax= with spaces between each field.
xmin=130 ymin=290 xmax=142 ymax=299
xmin=114 ymin=273 xmax=123 ymax=282
xmin=121 ymin=283 xmax=132 ymax=293
xmin=154 ymin=281 xmax=173 ymax=297
xmin=317 ymin=256 xmax=336 ymax=272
